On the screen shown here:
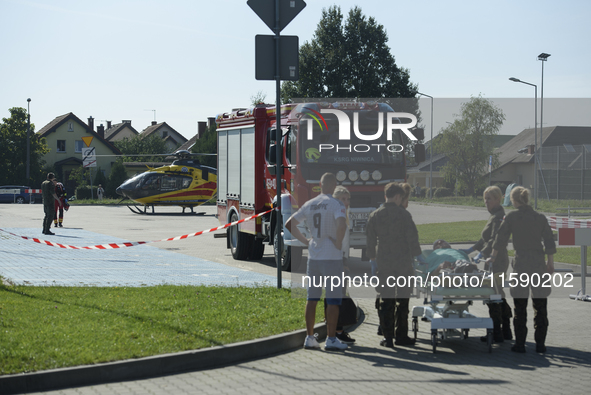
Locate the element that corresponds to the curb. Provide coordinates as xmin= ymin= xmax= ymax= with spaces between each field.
xmin=0 ymin=322 xmax=328 ymax=395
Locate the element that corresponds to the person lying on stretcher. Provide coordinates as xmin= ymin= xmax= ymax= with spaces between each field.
xmin=417 ymin=239 xmax=479 ymax=275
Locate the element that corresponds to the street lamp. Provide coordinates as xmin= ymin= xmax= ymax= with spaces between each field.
xmin=26 ymin=98 xmax=31 ymax=183
xmin=417 ymin=92 xmax=433 ymax=198
xmin=538 ymin=53 xmax=550 ymax=194
xmin=509 ymin=77 xmax=538 ymax=209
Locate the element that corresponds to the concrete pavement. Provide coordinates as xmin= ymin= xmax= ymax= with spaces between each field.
xmin=1 ymin=202 xmax=591 ymax=394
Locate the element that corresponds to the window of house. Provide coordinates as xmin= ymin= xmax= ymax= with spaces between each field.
xmin=162 ymin=131 xmax=168 ymax=138
xmin=57 ymin=140 xmax=66 ymax=152
xmin=75 ymin=140 xmax=84 ymax=153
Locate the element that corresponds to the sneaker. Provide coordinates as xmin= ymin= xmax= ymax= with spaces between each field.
xmin=395 ymin=336 xmax=416 ymax=346
xmin=336 ymin=331 xmax=356 ymax=344
xmin=325 ymin=337 xmax=348 ymax=351
xmin=303 ymin=335 xmax=320 ymax=350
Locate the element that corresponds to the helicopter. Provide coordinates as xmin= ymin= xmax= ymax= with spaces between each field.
xmin=115 ymin=150 xmax=217 ymax=214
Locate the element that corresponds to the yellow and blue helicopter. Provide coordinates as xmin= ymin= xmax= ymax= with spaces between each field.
xmin=116 ymin=150 xmax=217 ymax=214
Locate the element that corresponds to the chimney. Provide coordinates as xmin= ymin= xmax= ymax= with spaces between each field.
xmin=528 ymin=144 xmax=535 ymax=155
xmin=207 ymin=117 xmax=216 ymax=127
xmin=198 ymin=121 xmax=206 ymax=138
xmin=88 ymin=116 xmax=94 ymax=131
xmin=151 ymin=121 xmax=157 ymax=126
xmin=97 ymin=124 xmax=105 ymax=139
xmin=107 ymin=121 xmax=112 ymax=129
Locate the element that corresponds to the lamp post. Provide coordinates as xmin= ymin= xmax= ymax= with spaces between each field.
xmin=26 ymin=98 xmax=31 ymax=183
xmin=538 ymin=53 xmax=550 ymax=195
xmin=417 ymin=92 xmax=433 ymax=198
xmin=509 ymin=77 xmax=538 ymax=209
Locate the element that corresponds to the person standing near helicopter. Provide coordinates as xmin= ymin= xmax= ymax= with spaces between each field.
xmin=53 ymin=180 xmax=68 ymax=227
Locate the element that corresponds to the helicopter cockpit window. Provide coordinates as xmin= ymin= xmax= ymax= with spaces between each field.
xmin=160 ymin=174 xmax=193 ymax=191
xmin=141 ymin=174 xmax=161 ymax=191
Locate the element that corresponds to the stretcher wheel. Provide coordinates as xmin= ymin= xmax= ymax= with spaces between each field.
xmin=431 ymin=330 xmax=437 ymax=353
xmin=463 ymin=329 xmax=469 ymax=339
xmin=412 ymin=317 xmax=418 ymax=340
xmin=486 ymin=330 xmax=493 ymax=353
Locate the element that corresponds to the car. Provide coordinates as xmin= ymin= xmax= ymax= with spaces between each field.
xmin=0 ymin=185 xmax=42 ymax=204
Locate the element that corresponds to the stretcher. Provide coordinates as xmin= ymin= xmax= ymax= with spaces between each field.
xmin=411 ymin=250 xmax=502 ymax=353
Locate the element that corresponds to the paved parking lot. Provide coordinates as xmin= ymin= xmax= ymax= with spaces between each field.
xmin=1 ymin=203 xmax=590 ymax=394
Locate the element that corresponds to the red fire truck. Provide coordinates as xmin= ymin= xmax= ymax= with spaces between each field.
xmin=216 ymin=101 xmax=424 ymax=271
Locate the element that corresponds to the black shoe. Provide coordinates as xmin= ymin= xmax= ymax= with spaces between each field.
xmin=511 ymin=344 xmax=526 ymax=353
xmin=380 ymin=337 xmax=394 ymax=348
xmin=58 ymin=223 xmax=63 ymax=227
xmin=336 ymin=331 xmax=355 ymax=344
xmin=395 ymin=336 xmax=416 ymax=346
xmin=536 ymin=344 xmax=547 ymax=353
xmin=480 ymin=334 xmax=504 ymax=343
xmin=54 ymin=223 xmax=58 ymax=227
xmin=377 ymin=326 xmax=383 ymax=336
xmin=45 ymin=230 xmax=55 ymax=235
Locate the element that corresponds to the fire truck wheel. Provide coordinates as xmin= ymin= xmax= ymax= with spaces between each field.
xmin=248 ymin=238 xmax=265 ymax=261
xmin=273 ymin=230 xmax=290 ymax=271
xmin=229 ymin=211 xmax=250 ymax=260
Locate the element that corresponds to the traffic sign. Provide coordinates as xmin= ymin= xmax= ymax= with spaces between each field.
xmin=247 ymin=0 xmax=306 ymax=33
xmin=82 ymin=147 xmax=97 ymax=168
xmin=255 ymin=35 xmax=299 ymax=80
xmin=82 ymin=136 xmax=94 ymax=147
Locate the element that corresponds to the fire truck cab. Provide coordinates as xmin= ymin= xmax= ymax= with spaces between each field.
xmin=216 ymin=102 xmax=424 ymax=271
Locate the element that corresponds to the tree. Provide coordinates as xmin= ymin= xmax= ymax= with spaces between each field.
xmin=113 ymin=134 xmax=169 ymax=162
xmin=280 ymin=6 xmax=421 ymax=160
xmin=0 ymin=107 xmax=49 ymax=186
xmin=191 ymin=124 xmax=217 ymax=168
xmin=281 ymin=6 xmax=418 ymax=105
xmin=434 ymin=95 xmax=505 ymax=196
xmin=250 ymin=91 xmax=267 ymax=106
xmin=106 ymin=160 xmax=129 ymax=199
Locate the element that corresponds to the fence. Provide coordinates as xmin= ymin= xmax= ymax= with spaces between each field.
xmin=538 ymin=144 xmax=591 ymax=200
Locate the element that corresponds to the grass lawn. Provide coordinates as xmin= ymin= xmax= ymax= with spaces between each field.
xmin=0 ymin=285 xmax=321 ymax=375
xmin=416 ymin=220 xmax=590 ymax=266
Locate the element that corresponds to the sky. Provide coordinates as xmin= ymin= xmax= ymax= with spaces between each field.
xmin=2 ymin=0 xmax=590 ymax=141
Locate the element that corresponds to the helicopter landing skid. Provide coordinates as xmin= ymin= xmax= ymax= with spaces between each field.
xmin=127 ymin=204 xmax=206 ymax=215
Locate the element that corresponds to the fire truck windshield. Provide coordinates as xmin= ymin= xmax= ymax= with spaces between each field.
xmin=298 ymin=111 xmax=405 ymax=166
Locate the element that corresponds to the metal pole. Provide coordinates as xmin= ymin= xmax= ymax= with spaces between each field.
xmin=538 ymin=53 xmax=550 ymax=199
xmin=534 ymin=84 xmax=538 ymax=209
xmin=274 ymin=0 xmax=282 ymax=288
xmin=417 ymin=92 xmax=433 ymax=198
xmin=509 ymin=78 xmax=538 ymax=209
xmin=581 ymin=245 xmax=587 ymax=296
xmin=26 ymin=98 xmax=31 ymax=183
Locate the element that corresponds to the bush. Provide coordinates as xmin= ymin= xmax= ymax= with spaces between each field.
xmin=421 ymin=187 xmax=436 ymax=198
xmin=434 ymin=187 xmax=453 ymax=198
xmin=494 ymin=183 xmax=508 ymax=194
xmin=75 ymin=186 xmax=99 ymax=200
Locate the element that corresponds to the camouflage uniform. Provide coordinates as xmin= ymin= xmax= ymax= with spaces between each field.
xmin=472 ymin=204 xmax=512 ymax=340
xmin=493 ymin=204 xmax=556 ymax=350
xmin=367 ymin=202 xmax=421 ymax=340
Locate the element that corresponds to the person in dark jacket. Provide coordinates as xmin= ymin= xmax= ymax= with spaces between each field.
xmin=488 ymin=186 xmax=556 ymax=353
xmin=367 ymin=182 xmax=422 ymax=348
xmin=462 ymin=186 xmax=512 ymax=342
xmin=41 ymin=172 xmax=61 ymax=235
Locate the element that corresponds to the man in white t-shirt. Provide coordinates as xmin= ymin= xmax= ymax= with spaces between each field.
xmin=285 ymin=173 xmax=348 ymax=351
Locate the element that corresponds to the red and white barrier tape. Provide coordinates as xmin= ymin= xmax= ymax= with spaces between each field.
xmin=0 ymin=208 xmax=274 ymax=250
xmin=547 ymin=216 xmax=591 ymax=231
